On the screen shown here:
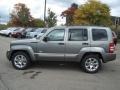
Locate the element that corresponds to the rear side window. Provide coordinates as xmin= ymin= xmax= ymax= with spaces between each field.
xmin=92 ymin=29 xmax=108 ymax=41
xmin=68 ymin=28 xmax=88 ymax=41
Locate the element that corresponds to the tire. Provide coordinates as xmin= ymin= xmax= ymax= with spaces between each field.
xmin=81 ymin=54 xmax=102 ymax=73
xmin=17 ymin=34 xmax=22 ymax=38
xmin=34 ymin=35 xmax=37 ymax=38
xmin=8 ymin=33 xmax=12 ymax=37
xmin=11 ymin=51 xmax=31 ymax=70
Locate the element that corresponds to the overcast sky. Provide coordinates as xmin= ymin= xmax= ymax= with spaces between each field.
xmin=0 ymin=0 xmax=120 ymax=25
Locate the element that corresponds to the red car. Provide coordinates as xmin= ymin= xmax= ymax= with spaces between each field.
xmin=11 ymin=28 xmax=25 ymax=38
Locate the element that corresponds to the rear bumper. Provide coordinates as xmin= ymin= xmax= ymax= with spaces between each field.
xmin=102 ymin=53 xmax=116 ymax=63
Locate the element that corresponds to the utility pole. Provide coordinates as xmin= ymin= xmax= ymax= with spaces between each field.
xmin=0 ymin=16 xmax=1 ymax=24
xmin=115 ymin=17 xmax=119 ymax=30
xmin=44 ymin=0 xmax=46 ymax=24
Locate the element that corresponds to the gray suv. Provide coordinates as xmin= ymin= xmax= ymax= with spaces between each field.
xmin=7 ymin=26 xmax=116 ymax=73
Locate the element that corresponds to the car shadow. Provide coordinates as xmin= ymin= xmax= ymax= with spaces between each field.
xmin=30 ymin=61 xmax=82 ymax=71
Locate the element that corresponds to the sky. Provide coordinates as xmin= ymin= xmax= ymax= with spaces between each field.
xmin=0 ymin=0 xmax=120 ymax=25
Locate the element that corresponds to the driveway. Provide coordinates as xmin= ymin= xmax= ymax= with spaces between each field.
xmin=0 ymin=36 xmax=120 ymax=90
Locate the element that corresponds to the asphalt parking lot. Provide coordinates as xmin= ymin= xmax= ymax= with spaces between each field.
xmin=0 ymin=36 xmax=120 ymax=90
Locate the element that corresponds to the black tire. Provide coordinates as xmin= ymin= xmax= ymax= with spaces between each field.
xmin=34 ymin=35 xmax=37 ymax=38
xmin=11 ymin=51 xmax=31 ymax=70
xmin=8 ymin=33 xmax=12 ymax=37
xmin=81 ymin=54 xmax=102 ymax=73
xmin=17 ymin=34 xmax=22 ymax=38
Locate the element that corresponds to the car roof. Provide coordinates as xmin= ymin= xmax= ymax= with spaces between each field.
xmin=51 ymin=26 xmax=110 ymax=29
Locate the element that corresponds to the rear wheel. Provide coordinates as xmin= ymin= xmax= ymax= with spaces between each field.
xmin=81 ymin=54 xmax=102 ymax=73
xmin=11 ymin=51 xmax=31 ymax=70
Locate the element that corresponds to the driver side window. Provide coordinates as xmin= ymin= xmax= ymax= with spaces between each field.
xmin=46 ymin=29 xmax=65 ymax=41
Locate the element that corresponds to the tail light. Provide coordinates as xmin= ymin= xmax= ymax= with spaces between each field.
xmin=109 ymin=42 xmax=115 ymax=53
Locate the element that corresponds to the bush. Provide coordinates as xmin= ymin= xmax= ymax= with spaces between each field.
xmin=0 ymin=24 xmax=8 ymax=30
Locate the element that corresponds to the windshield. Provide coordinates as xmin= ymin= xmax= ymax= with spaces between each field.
xmin=41 ymin=29 xmax=47 ymax=33
xmin=36 ymin=31 xmax=47 ymax=39
xmin=35 ymin=28 xmax=43 ymax=32
xmin=25 ymin=28 xmax=33 ymax=32
xmin=30 ymin=28 xmax=36 ymax=32
xmin=35 ymin=29 xmax=47 ymax=39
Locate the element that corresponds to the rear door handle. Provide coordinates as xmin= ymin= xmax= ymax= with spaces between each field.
xmin=58 ymin=43 xmax=64 ymax=45
xmin=82 ymin=43 xmax=89 ymax=45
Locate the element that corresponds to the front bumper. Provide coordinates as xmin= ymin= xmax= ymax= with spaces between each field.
xmin=26 ymin=35 xmax=32 ymax=38
xmin=11 ymin=34 xmax=18 ymax=38
xmin=102 ymin=53 xmax=116 ymax=63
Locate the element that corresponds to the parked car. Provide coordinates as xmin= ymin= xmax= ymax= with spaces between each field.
xmin=26 ymin=28 xmax=47 ymax=38
xmin=0 ymin=29 xmax=6 ymax=35
xmin=112 ymin=31 xmax=117 ymax=45
xmin=36 ymin=29 xmax=48 ymax=38
xmin=25 ymin=28 xmax=36 ymax=38
xmin=0 ymin=27 xmax=18 ymax=37
xmin=22 ymin=28 xmax=34 ymax=38
xmin=11 ymin=27 xmax=25 ymax=38
xmin=7 ymin=26 xmax=116 ymax=73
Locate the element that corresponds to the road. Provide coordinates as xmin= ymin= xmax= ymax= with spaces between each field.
xmin=0 ymin=36 xmax=120 ymax=90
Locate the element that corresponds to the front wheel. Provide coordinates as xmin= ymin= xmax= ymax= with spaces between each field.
xmin=81 ymin=54 xmax=102 ymax=73
xmin=8 ymin=33 xmax=12 ymax=37
xmin=11 ymin=52 xmax=31 ymax=70
xmin=17 ymin=34 xmax=22 ymax=38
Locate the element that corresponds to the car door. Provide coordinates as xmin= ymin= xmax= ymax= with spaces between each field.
xmin=65 ymin=27 xmax=90 ymax=62
xmin=37 ymin=29 xmax=65 ymax=61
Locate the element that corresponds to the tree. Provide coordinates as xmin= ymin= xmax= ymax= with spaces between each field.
xmin=9 ymin=3 xmax=34 ymax=27
xmin=0 ymin=24 xmax=8 ymax=30
xmin=33 ymin=19 xmax=45 ymax=27
xmin=61 ymin=3 xmax=78 ymax=26
xmin=74 ymin=0 xmax=112 ymax=26
xmin=45 ymin=9 xmax=57 ymax=27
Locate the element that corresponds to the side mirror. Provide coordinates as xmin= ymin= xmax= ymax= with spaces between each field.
xmin=43 ymin=37 xmax=49 ymax=42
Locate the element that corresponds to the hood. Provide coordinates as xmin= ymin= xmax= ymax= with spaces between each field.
xmin=2 ymin=30 xmax=8 ymax=32
xmin=12 ymin=30 xmax=21 ymax=33
xmin=11 ymin=38 xmax=38 ymax=45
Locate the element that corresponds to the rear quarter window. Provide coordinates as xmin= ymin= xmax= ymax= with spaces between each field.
xmin=92 ymin=29 xmax=108 ymax=41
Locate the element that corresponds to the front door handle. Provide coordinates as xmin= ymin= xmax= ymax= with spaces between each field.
xmin=82 ymin=43 xmax=89 ymax=45
xmin=30 ymin=42 xmax=38 ymax=43
xmin=58 ymin=43 xmax=64 ymax=45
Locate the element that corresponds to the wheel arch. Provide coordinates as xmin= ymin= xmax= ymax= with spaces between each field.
xmin=10 ymin=50 xmax=30 ymax=60
xmin=80 ymin=52 xmax=104 ymax=63
xmin=10 ymin=45 xmax=36 ymax=61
